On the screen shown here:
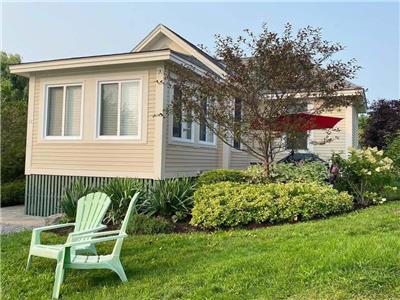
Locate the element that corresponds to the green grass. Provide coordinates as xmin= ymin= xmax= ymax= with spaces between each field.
xmin=2 ymin=202 xmax=400 ymax=300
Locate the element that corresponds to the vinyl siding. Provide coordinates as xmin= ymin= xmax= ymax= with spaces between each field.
xmin=312 ymin=107 xmax=347 ymax=160
xmin=230 ymin=149 xmax=250 ymax=169
xmin=28 ymin=63 xmax=161 ymax=178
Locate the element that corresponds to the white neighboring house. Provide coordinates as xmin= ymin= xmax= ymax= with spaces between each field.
xmin=10 ymin=24 xmax=367 ymax=216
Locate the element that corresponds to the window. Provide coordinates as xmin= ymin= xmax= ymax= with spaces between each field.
xmin=45 ymin=84 xmax=82 ymax=138
xmin=172 ymin=86 xmax=193 ymax=141
xmin=233 ymin=98 xmax=242 ymax=149
xmin=286 ymin=132 xmax=308 ymax=150
xmin=199 ymin=99 xmax=215 ymax=144
xmin=98 ymin=80 xmax=141 ymax=138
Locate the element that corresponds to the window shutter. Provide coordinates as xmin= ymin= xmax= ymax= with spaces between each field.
xmin=46 ymin=87 xmax=63 ymax=136
xmin=64 ymin=86 xmax=82 ymax=136
xmin=100 ymin=83 xmax=118 ymax=135
xmin=120 ymin=81 xmax=139 ymax=136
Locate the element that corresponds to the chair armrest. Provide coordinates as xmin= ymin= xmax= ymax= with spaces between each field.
xmin=33 ymin=223 xmax=75 ymax=233
xmin=69 ymin=230 xmax=121 ymax=242
xmin=68 ymin=224 xmax=107 ymax=238
xmin=66 ymin=233 xmax=127 ymax=248
xmin=31 ymin=223 xmax=75 ymax=245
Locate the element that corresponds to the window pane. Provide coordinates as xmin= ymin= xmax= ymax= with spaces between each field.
xmin=46 ymin=87 xmax=64 ymax=136
xmin=199 ymin=99 xmax=207 ymax=141
xmin=173 ymin=114 xmax=182 ymax=138
xmin=120 ymin=81 xmax=139 ymax=136
xmin=172 ymin=86 xmax=182 ymax=138
xmin=199 ymin=123 xmax=206 ymax=141
xmin=183 ymin=120 xmax=192 ymax=140
xmin=64 ymin=86 xmax=81 ymax=136
xmin=206 ymin=129 xmax=214 ymax=143
xmin=100 ymin=83 xmax=118 ymax=135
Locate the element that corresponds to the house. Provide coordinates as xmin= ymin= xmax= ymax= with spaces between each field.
xmin=10 ymin=24 xmax=366 ymax=216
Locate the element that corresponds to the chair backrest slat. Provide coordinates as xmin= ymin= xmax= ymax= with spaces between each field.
xmin=112 ymin=192 xmax=140 ymax=257
xmin=74 ymin=192 xmax=111 ymax=233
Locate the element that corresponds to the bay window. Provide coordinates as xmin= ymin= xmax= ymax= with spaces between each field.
xmin=45 ymin=84 xmax=82 ymax=138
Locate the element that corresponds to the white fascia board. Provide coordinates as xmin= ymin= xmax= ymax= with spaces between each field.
xmin=9 ymin=50 xmax=172 ymax=77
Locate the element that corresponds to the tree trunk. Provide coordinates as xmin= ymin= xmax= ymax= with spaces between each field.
xmin=263 ymin=157 xmax=270 ymax=178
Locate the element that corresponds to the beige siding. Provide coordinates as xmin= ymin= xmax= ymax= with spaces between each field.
xmin=164 ymin=143 xmax=219 ymax=178
xmin=230 ymin=149 xmax=250 ymax=169
xmin=312 ymin=108 xmax=347 ymax=161
xmin=163 ymin=115 xmax=220 ymax=177
xmin=28 ymin=63 xmax=162 ymax=178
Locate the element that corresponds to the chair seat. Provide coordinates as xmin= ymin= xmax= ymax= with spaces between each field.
xmin=65 ymin=254 xmax=114 ymax=270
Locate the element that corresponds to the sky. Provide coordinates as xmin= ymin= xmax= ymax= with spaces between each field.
xmin=2 ymin=1 xmax=399 ymax=103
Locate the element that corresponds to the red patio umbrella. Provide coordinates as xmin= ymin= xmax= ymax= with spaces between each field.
xmin=252 ymin=112 xmax=343 ymax=132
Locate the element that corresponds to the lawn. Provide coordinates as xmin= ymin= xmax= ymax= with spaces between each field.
xmin=2 ymin=202 xmax=400 ymax=300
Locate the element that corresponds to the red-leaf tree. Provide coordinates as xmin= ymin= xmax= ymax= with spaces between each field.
xmin=165 ymin=24 xmax=362 ymax=175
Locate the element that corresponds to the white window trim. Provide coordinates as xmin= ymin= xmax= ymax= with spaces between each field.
xmin=169 ymin=84 xmax=195 ymax=144
xmin=170 ymin=110 xmax=195 ymax=144
xmin=96 ymin=79 xmax=142 ymax=140
xmin=198 ymin=123 xmax=217 ymax=146
xmin=43 ymin=83 xmax=84 ymax=140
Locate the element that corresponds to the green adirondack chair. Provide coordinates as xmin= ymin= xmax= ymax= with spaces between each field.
xmin=50 ymin=192 xmax=140 ymax=299
xmin=27 ymin=192 xmax=111 ymax=270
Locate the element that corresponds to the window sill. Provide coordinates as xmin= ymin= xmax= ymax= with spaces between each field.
xmin=198 ymin=141 xmax=217 ymax=148
xmin=170 ymin=137 xmax=195 ymax=144
xmin=42 ymin=136 xmax=82 ymax=141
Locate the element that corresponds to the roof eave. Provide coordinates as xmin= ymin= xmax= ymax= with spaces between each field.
xmin=9 ymin=49 xmax=173 ymax=77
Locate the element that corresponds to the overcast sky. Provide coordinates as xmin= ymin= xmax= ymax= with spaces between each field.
xmin=2 ymin=1 xmax=399 ymax=103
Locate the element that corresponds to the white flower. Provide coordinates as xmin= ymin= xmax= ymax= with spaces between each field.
xmin=375 ymin=167 xmax=381 ymax=172
xmin=367 ymin=171 xmax=372 ymax=175
xmin=377 ymin=150 xmax=384 ymax=156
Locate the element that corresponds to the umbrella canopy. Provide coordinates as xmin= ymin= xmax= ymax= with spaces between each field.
xmin=275 ymin=112 xmax=343 ymax=132
xmin=251 ymin=113 xmax=343 ymax=132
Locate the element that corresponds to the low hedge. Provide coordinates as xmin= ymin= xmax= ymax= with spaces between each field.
xmin=197 ymin=169 xmax=246 ymax=186
xmin=1 ymin=179 xmax=25 ymax=207
xmin=127 ymin=214 xmax=174 ymax=234
xmin=191 ymin=182 xmax=353 ymax=229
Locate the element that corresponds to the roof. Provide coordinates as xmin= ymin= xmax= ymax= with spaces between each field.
xmin=161 ymin=24 xmax=226 ymax=70
xmin=170 ymin=50 xmax=215 ymax=74
xmin=10 ymin=48 xmax=169 ymax=66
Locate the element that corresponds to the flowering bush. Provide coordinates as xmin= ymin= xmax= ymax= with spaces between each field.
xmin=332 ymin=147 xmax=396 ymax=206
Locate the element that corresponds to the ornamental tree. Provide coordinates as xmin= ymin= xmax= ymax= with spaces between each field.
xmin=165 ymin=24 xmax=361 ymax=175
xmin=364 ymin=99 xmax=400 ymax=149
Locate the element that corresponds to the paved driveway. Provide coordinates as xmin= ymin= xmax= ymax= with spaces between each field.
xmin=0 ymin=205 xmax=45 ymax=234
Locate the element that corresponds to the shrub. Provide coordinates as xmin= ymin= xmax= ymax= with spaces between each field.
xmin=101 ymin=178 xmax=145 ymax=225
xmin=142 ymin=177 xmax=196 ymax=222
xmin=127 ymin=214 xmax=174 ymax=235
xmin=1 ymin=179 xmax=25 ymax=207
xmin=244 ymin=162 xmax=329 ymax=184
xmin=243 ymin=165 xmax=269 ymax=184
xmin=197 ymin=169 xmax=246 ymax=186
xmin=270 ymin=162 xmax=329 ymax=183
xmin=60 ymin=180 xmax=96 ymax=221
xmin=191 ymin=181 xmax=353 ymax=229
xmin=1 ymin=100 xmax=27 ymax=183
xmin=385 ymin=135 xmax=400 ymax=170
xmin=333 ymin=147 xmax=396 ymax=207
